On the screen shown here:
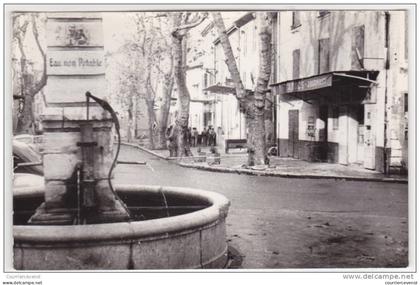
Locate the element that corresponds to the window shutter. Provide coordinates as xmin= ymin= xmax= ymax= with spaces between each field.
xmin=292 ymin=11 xmax=301 ymax=29
xmin=318 ymin=38 xmax=330 ymax=74
xmin=351 ymin=25 xmax=365 ymax=69
xmin=292 ymin=49 xmax=300 ymax=79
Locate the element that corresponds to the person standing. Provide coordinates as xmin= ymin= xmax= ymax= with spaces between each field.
xmin=201 ymin=127 xmax=208 ymax=147
xmin=166 ymin=125 xmax=177 ymax=157
xmin=209 ymin=127 xmax=216 ymax=146
xmin=192 ymin=127 xmax=198 ymax=147
xmin=187 ymin=127 xmax=192 ymax=146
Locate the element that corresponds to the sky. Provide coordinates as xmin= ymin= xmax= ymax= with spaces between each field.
xmin=13 ymin=11 xmax=246 ymax=67
xmin=102 ymin=11 xmax=247 ymax=53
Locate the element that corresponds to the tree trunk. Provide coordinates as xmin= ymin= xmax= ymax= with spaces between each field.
xmin=171 ymin=13 xmax=192 ymax=158
xmin=246 ymin=108 xmax=266 ymax=166
xmin=16 ymin=64 xmax=34 ymax=134
xmin=155 ymin=74 xmax=174 ymax=149
xmin=246 ymin=109 xmax=266 ymax=166
xmin=15 ymin=39 xmax=34 ymax=135
xmin=145 ymin=98 xmax=157 ymax=149
xmin=126 ymin=97 xmax=134 ymax=142
xmin=250 ymin=12 xmax=273 ymax=165
xmin=265 ymin=92 xmax=275 ymax=146
xmin=15 ymin=19 xmax=31 ymax=135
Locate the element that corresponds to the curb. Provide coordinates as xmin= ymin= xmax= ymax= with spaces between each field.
xmin=122 ymin=143 xmax=408 ymax=184
xmin=122 ymin=142 xmax=172 ymax=161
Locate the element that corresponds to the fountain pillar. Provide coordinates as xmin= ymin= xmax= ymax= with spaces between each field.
xmin=29 ymin=12 xmax=130 ymax=224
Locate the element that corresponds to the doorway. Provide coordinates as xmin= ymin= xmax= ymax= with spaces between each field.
xmin=347 ymin=105 xmax=365 ymax=165
xmin=288 ymin=110 xmax=299 ymax=158
xmin=319 ymin=105 xmax=329 ymax=161
xmin=356 ymin=105 xmax=365 ymax=164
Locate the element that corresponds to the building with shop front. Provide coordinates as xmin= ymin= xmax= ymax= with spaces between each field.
xmin=270 ymin=10 xmax=408 ymax=174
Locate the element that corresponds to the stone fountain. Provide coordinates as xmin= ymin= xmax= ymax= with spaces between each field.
xmin=13 ymin=12 xmax=230 ymax=269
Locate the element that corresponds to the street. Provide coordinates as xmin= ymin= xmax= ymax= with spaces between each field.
xmin=115 ymin=145 xmax=408 ymax=269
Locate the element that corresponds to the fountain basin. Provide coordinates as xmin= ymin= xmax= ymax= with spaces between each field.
xmin=13 ymin=184 xmax=230 ymax=270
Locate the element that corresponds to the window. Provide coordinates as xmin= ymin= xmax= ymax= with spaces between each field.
xmin=332 ymin=106 xmax=339 ymax=130
xmin=318 ymin=10 xmax=330 ymax=17
xmin=204 ymin=73 xmax=208 ymax=88
xmin=351 ymin=25 xmax=365 ymax=70
xmin=204 ymin=112 xmax=212 ymax=127
xmin=292 ymin=49 xmax=300 ymax=80
xmin=291 ymin=11 xmax=301 ymax=29
xmin=318 ymin=38 xmax=330 ymax=74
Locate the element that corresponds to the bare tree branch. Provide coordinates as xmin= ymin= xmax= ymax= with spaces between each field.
xmin=172 ymin=12 xmax=208 ymax=38
xmin=31 ymin=13 xmax=47 ymax=96
xmin=14 ymin=19 xmax=28 ymax=59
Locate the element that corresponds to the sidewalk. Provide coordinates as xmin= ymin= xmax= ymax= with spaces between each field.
xmin=123 ymin=142 xmax=408 ymax=183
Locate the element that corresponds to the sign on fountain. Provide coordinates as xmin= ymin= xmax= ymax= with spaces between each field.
xmin=29 ymin=12 xmax=130 ymax=225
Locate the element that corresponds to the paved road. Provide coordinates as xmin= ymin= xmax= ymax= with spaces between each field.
xmin=115 ymin=145 xmax=408 ymax=269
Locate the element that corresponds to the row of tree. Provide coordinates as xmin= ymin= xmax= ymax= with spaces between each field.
xmin=12 ymin=11 xmax=274 ymax=166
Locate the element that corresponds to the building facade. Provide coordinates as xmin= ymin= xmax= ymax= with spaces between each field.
xmin=182 ymin=18 xmax=216 ymax=135
xmin=271 ymin=10 xmax=408 ymax=173
xmin=200 ymin=12 xmax=259 ymax=147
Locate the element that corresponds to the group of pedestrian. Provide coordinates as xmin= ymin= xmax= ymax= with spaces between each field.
xmin=165 ymin=125 xmax=218 ymax=157
xmin=189 ymin=126 xmax=217 ymax=147
xmin=166 ymin=125 xmax=218 ymax=156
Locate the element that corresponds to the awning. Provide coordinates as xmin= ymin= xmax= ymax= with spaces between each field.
xmin=270 ymin=70 xmax=379 ymax=96
xmin=203 ymin=84 xmax=253 ymax=95
xmin=203 ymin=84 xmax=236 ymax=94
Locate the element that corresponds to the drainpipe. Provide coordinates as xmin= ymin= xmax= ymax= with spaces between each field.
xmin=383 ymin=11 xmax=390 ymax=174
xmin=270 ymin=13 xmax=277 ymax=151
xmin=238 ymin=25 xmax=242 ymax=140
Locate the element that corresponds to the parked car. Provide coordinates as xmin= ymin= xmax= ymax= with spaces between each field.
xmin=13 ymin=140 xmax=43 ymax=176
xmin=13 ymin=172 xmax=44 ymax=196
xmin=12 ymin=140 xmax=45 ymax=196
xmin=13 ymin=134 xmax=43 ymax=152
